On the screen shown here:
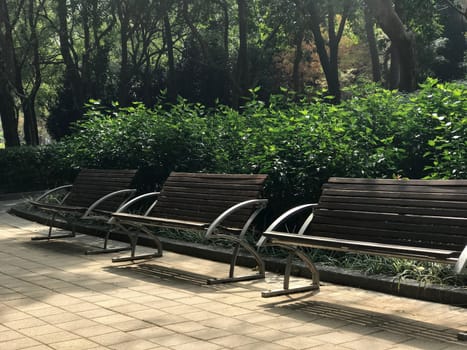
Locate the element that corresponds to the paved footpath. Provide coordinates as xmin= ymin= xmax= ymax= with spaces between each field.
xmin=1 ymin=199 xmax=466 ymax=349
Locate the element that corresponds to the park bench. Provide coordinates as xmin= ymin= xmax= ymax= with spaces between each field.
xmin=109 ymin=171 xmax=268 ymax=284
xmin=257 ymin=177 xmax=467 ymax=298
xmin=30 ymin=168 xmax=137 ymax=254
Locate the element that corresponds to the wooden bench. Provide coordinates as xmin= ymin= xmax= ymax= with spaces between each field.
xmin=257 ymin=177 xmax=467 ymax=297
xmin=109 ymin=172 xmax=268 ymax=284
xmin=30 ymin=168 xmax=137 ymax=254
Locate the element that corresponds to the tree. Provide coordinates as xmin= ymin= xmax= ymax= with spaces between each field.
xmin=303 ymin=0 xmax=352 ymax=102
xmin=0 ymin=0 xmax=44 ymax=146
xmin=364 ymin=5 xmax=382 ymax=82
xmin=365 ymin=0 xmax=417 ymax=91
xmin=232 ymin=0 xmax=249 ymax=107
xmin=0 ymin=0 xmax=20 ymax=147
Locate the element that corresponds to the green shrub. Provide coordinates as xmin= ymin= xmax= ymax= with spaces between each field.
xmin=0 ymin=144 xmax=77 ymax=193
xmin=1 ymin=79 xmax=466 ymax=208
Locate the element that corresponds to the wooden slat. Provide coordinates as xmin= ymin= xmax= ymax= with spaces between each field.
xmin=263 ymin=232 xmax=461 ymax=262
xmin=148 ymin=172 xmax=267 ymax=230
xmin=317 ymin=201 xmax=467 ymax=218
xmin=328 ymin=177 xmax=467 ymax=186
xmin=63 ymin=168 xmax=136 ymax=211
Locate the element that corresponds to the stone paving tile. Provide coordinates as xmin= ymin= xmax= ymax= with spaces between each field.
xmin=18 ymin=324 xmax=64 ymax=338
xmin=23 ymin=305 xmax=65 ymax=318
xmin=149 ymin=333 xmax=199 ymax=347
xmin=108 ymin=339 xmax=158 ymax=350
xmin=72 ymin=324 xmax=117 ymax=337
xmin=38 ymin=312 xmax=82 ymax=325
xmin=90 ymin=331 xmax=140 ymax=346
xmin=48 ymin=338 xmax=101 ymax=350
xmin=340 ymin=337 xmax=407 ymax=350
xmin=164 ymin=320 xmax=208 ymax=333
xmin=56 ymin=318 xmax=101 ymax=331
xmin=0 ymin=337 xmax=42 ymax=350
xmin=110 ymin=319 xmax=155 ymax=332
xmin=171 ymin=340 xmax=222 ymax=350
xmin=0 ymin=329 xmax=25 ymax=342
xmin=22 ymin=345 xmax=55 ymax=350
xmin=235 ymin=343 xmax=293 ymax=350
xmin=182 ymin=310 xmax=222 ymax=322
xmin=127 ymin=326 xmax=175 ymax=339
xmin=0 ymin=310 xmax=32 ymax=322
xmin=274 ymin=335 xmax=324 ymax=349
xmin=185 ymin=327 xmax=232 ymax=341
xmin=3 ymin=316 xmax=47 ymax=330
xmin=208 ymin=334 xmax=261 ymax=348
xmin=31 ymin=330 xmax=81 ymax=344
xmin=77 ymin=307 xmax=118 ymax=319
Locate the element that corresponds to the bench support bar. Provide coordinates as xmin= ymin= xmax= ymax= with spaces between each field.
xmin=111 ymin=224 xmax=164 ymax=263
xmin=261 ymin=244 xmax=320 ymax=297
xmin=31 ymin=213 xmax=77 ymax=241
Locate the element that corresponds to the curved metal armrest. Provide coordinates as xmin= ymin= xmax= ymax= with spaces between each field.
xmin=108 ymin=191 xmax=161 ymax=223
xmin=35 ymin=184 xmax=73 ymax=203
xmin=205 ymin=199 xmax=268 ymax=239
xmin=83 ymin=189 xmax=137 ymax=218
xmin=453 ymin=245 xmax=467 ymax=274
xmin=256 ymin=203 xmax=317 ymax=248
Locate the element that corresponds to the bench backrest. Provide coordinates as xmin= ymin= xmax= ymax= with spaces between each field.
xmin=307 ymin=177 xmax=467 ymax=252
xmin=149 ymin=172 xmax=268 ymax=229
xmin=64 ymin=168 xmax=137 ymax=211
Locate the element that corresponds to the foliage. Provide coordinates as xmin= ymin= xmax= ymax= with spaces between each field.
xmin=322 ymin=253 xmax=467 ymax=287
xmin=421 ymin=78 xmax=467 ymax=178
xmin=1 ymin=79 xmax=466 ymax=201
xmin=0 ymin=144 xmax=76 ymax=193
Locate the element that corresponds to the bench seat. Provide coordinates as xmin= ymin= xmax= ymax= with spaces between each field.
xmin=262 ymin=231 xmax=461 ymax=262
xmin=258 ymin=177 xmax=467 ymax=298
xmin=110 ymin=172 xmax=268 ymax=284
xmin=29 ymin=168 xmax=137 ymax=254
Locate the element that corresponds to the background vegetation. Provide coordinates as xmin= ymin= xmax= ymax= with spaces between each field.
xmin=2 ymin=79 xmax=466 ymax=213
xmin=1 ymin=0 xmax=466 ymax=147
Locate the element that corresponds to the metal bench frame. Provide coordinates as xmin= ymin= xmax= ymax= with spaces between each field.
xmin=109 ymin=172 xmax=268 ymax=284
xmin=30 ymin=168 xmax=137 ymax=254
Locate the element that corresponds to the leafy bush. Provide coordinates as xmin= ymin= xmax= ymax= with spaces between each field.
xmin=1 ymin=79 xmax=466 ymax=207
xmin=0 ymin=144 xmax=77 ymax=193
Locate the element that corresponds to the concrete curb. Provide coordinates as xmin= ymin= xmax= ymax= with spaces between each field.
xmin=8 ymin=205 xmax=467 ymax=308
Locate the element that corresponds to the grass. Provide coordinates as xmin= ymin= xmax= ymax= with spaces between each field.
xmin=150 ymin=228 xmax=467 ymax=288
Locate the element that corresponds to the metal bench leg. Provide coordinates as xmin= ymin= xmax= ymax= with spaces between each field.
xmin=85 ymin=228 xmax=131 ymax=255
xmin=112 ymin=231 xmax=163 ymax=263
xmin=31 ymin=213 xmax=76 ymax=241
xmin=262 ymin=245 xmax=320 ymax=297
xmin=207 ymin=235 xmax=266 ymax=285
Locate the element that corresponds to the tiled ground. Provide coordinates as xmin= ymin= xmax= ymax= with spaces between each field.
xmin=1 ymin=199 xmax=466 ymax=349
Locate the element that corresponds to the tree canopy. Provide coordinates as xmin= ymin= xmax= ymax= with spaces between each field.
xmin=0 ymin=0 xmax=466 ymax=146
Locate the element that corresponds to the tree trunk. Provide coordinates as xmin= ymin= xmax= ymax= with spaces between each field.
xmin=163 ymin=6 xmax=176 ymax=103
xmin=292 ymin=24 xmax=305 ymax=93
xmin=21 ymin=0 xmax=41 ymax=146
xmin=233 ymin=0 xmax=249 ymax=108
xmin=117 ymin=1 xmax=130 ymax=106
xmin=364 ymin=6 xmax=381 ymax=82
xmin=0 ymin=83 xmax=20 ymax=147
xmin=0 ymin=0 xmax=20 ymax=147
xmin=365 ymin=0 xmax=417 ymax=91
xmin=307 ymin=0 xmax=348 ymax=103
xmin=57 ymin=0 xmax=83 ymax=108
